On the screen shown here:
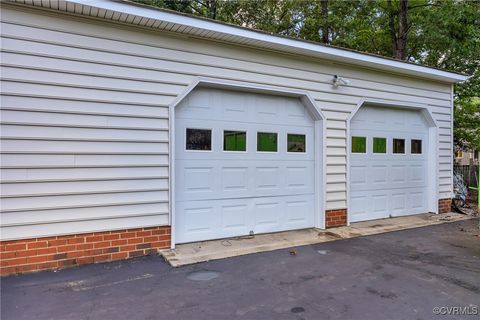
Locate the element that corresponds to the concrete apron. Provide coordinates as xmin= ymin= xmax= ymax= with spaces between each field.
xmin=160 ymin=212 xmax=474 ymax=267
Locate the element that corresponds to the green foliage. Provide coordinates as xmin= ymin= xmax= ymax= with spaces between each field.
xmin=454 ymin=98 xmax=480 ymax=151
xmin=224 ymin=131 xmax=246 ymax=151
xmin=222 ymin=0 xmax=304 ymax=35
xmin=134 ymin=0 xmax=194 ymax=14
xmin=352 ymin=136 xmax=367 ymax=153
xmin=257 ymin=132 xmax=278 ymax=152
xmin=134 ymin=0 xmax=479 ymax=149
xmin=373 ymin=137 xmax=387 ymax=154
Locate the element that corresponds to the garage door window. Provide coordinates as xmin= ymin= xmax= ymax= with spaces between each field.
xmin=411 ymin=139 xmax=422 ymax=154
xmin=372 ymin=137 xmax=387 ymax=154
xmin=186 ymin=128 xmax=211 ymax=151
xmin=224 ymin=130 xmax=247 ymax=152
xmin=257 ymin=132 xmax=278 ymax=152
xmin=351 ymin=136 xmax=366 ymax=153
xmin=287 ymin=134 xmax=306 ymax=153
xmin=393 ymin=138 xmax=405 ymax=154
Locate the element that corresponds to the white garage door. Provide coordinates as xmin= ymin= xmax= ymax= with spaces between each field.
xmin=350 ymin=106 xmax=429 ymax=222
xmin=175 ymin=88 xmax=316 ymax=243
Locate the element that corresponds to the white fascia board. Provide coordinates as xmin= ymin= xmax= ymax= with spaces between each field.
xmin=72 ymin=0 xmax=468 ymax=83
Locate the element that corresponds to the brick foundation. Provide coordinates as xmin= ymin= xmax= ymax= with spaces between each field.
xmin=438 ymin=198 xmax=452 ymax=214
xmin=0 ymin=226 xmax=171 ymax=276
xmin=325 ymin=209 xmax=348 ymax=228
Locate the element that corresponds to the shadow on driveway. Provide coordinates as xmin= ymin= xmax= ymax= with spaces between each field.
xmin=2 ymin=219 xmax=479 ymax=320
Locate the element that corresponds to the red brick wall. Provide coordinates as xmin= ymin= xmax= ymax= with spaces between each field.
xmin=438 ymin=198 xmax=452 ymax=214
xmin=1 ymin=226 xmax=171 ymax=276
xmin=325 ymin=209 xmax=347 ymax=228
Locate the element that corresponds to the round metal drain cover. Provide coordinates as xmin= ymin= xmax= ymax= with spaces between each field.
xmin=187 ymin=270 xmax=220 ymax=281
xmin=291 ymin=307 xmax=305 ymax=314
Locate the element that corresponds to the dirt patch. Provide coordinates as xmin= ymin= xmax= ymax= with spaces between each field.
xmin=466 ymin=189 xmax=479 ymax=214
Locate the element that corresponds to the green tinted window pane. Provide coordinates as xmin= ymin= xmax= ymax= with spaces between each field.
xmin=411 ymin=139 xmax=422 ymax=154
xmin=257 ymin=132 xmax=277 ymax=152
xmin=351 ymin=136 xmax=366 ymax=153
xmin=393 ymin=138 xmax=405 ymax=154
xmin=373 ymin=137 xmax=386 ymax=154
xmin=287 ymin=134 xmax=306 ymax=153
xmin=224 ymin=131 xmax=246 ymax=151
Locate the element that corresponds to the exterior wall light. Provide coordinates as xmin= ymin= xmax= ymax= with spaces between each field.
xmin=332 ymin=75 xmax=350 ymax=87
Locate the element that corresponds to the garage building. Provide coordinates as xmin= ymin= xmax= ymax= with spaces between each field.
xmin=0 ymin=0 xmax=468 ymax=275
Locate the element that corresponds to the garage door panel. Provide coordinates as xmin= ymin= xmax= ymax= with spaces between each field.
xmin=409 ymin=164 xmax=425 ymax=182
xmin=410 ymin=191 xmax=426 ymax=210
xmin=255 ymin=196 xmax=313 ymax=232
xmin=350 ymin=188 xmax=428 ymax=222
xmin=255 ymin=95 xmax=281 ymax=120
xmin=351 ymin=163 xmax=428 ymax=192
xmin=390 ymin=189 xmax=427 ymax=215
xmin=182 ymin=166 xmax=215 ymax=194
xmin=370 ymin=165 xmax=388 ymax=184
xmin=222 ymin=167 xmax=249 ymax=191
xmin=177 ymin=88 xmax=313 ymax=127
xmin=177 ymin=159 xmax=314 ymax=201
xmin=254 ymin=200 xmax=282 ymax=230
xmin=350 ymin=106 xmax=430 ymax=221
xmin=353 ymin=106 xmax=429 ymax=132
xmin=350 ymin=165 xmax=367 ymax=186
xmin=221 ymin=203 xmax=249 ymax=229
xmin=391 ymin=193 xmax=407 ymax=214
xmin=285 ymin=199 xmax=314 ymax=225
xmin=350 ymin=192 xmax=387 ymax=222
xmin=286 ymin=165 xmax=313 ymax=190
xmin=178 ymin=205 xmax=215 ymax=235
xmin=176 ymin=121 xmax=314 ymax=161
xmin=176 ymin=88 xmax=317 ymax=243
xmin=391 ymin=165 xmax=408 ymax=186
xmin=176 ymin=207 xmax=215 ymax=243
xmin=350 ymin=193 xmax=367 ymax=216
xmin=372 ymin=194 xmax=389 ymax=215
xmin=176 ymin=194 xmax=314 ymax=243
xmin=255 ymin=166 xmax=281 ymax=190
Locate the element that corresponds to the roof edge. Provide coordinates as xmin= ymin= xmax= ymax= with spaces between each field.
xmin=13 ymin=0 xmax=471 ymax=83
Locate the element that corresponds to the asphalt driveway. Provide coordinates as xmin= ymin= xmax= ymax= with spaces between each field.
xmin=2 ymin=218 xmax=479 ymax=320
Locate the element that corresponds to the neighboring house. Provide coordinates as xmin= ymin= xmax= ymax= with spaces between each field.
xmin=0 ymin=0 xmax=468 ymax=275
xmin=455 ymin=149 xmax=479 ymax=165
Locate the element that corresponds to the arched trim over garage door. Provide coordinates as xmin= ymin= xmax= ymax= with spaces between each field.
xmin=346 ymin=98 xmax=438 ymax=225
xmin=169 ymin=78 xmax=326 ymax=247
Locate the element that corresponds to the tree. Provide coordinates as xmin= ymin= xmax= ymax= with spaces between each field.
xmin=320 ymin=0 xmax=330 ymax=44
xmin=414 ymin=0 xmax=480 ymax=151
xmin=385 ymin=0 xmax=408 ymax=60
xmin=134 ymin=0 xmax=194 ymax=14
xmin=222 ymin=0 xmax=304 ymax=36
xmin=134 ymin=0 xmax=479 ymax=149
xmin=134 ymin=0 xmax=218 ymax=19
xmin=454 ymin=98 xmax=480 ymax=151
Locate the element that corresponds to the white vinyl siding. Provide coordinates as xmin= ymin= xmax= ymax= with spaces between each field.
xmin=0 ymin=5 xmax=453 ymax=239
